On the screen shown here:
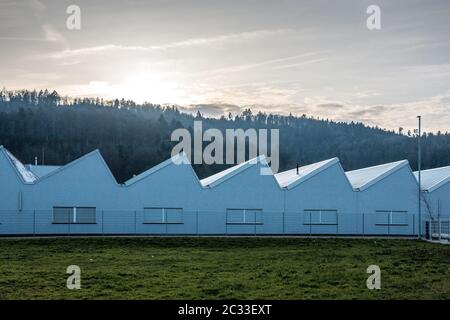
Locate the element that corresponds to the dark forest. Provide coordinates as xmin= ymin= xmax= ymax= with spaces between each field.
xmin=1 ymin=89 xmax=449 ymax=183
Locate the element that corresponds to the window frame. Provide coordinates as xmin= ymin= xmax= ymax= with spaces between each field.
xmin=303 ymin=209 xmax=338 ymax=226
xmin=375 ymin=210 xmax=409 ymax=226
xmin=52 ymin=206 xmax=97 ymax=224
xmin=142 ymin=207 xmax=184 ymax=224
xmin=226 ymin=208 xmax=264 ymax=225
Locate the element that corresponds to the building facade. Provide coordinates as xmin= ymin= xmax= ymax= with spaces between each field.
xmin=1 ymin=145 xmax=447 ymax=236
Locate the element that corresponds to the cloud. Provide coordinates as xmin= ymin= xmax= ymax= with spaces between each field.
xmin=300 ymin=93 xmax=450 ymax=132
xmin=28 ymin=0 xmax=45 ymax=19
xmin=0 ymin=36 xmax=51 ymax=41
xmin=316 ymin=103 xmax=345 ymax=109
xmin=50 ymin=44 xmax=150 ymax=59
xmin=399 ymin=63 xmax=450 ymax=78
xmin=196 ymin=84 xmax=299 ymax=106
xmin=50 ymin=29 xmax=294 ymax=59
xmin=178 ymin=103 xmax=243 ymax=118
xmin=196 ymin=51 xmax=329 ymax=77
xmin=271 ymin=58 xmax=328 ymax=70
xmin=0 ymin=1 xmax=68 ymax=48
xmin=354 ymin=90 xmax=382 ymax=99
xmin=346 ymin=106 xmax=389 ymax=118
xmin=0 ymin=24 xmax=67 ymax=44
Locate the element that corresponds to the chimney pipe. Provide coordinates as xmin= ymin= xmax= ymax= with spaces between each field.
xmin=296 ymin=163 xmax=299 ymax=175
xmin=34 ymin=157 xmax=38 ymax=166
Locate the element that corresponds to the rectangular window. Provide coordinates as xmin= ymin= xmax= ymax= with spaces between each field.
xmin=75 ymin=207 xmax=96 ymax=224
xmin=226 ymin=209 xmax=263 ymax=225
xmin=303 ymin=209 xmax=338 ymax=225
xmin=375 ymin=210 xmax=408 ymax=226
xmin=143 ymin=208 xmax=183 ymax=224
xmin=53 ymin=207 xmax=96 ymax=224
xmin=165 ymin=208 xmax=183 ymax=223
xmin=53 ymin=207 xmax=73 ymax=224
xmin=144 ymin=208 xmax=164 ymax=223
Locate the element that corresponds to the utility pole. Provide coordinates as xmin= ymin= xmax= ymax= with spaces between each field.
xmin=417 ymin=116 xmax=422 ymax=239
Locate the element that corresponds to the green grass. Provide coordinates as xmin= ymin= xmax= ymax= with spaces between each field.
xmin=0 ymin=237 xmax=449 ymax=299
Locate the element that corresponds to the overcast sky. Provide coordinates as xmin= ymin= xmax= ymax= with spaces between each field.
xmin=1 ymin=0 xmax=450 ymax=132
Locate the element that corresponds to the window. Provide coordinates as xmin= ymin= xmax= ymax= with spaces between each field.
xmin=53 ymin=207 xmax=96 ymax=224
xmin=226 ymin=209 xmax=263 ymax=225
xmin=143 ymin=208 xmax=183 ymax=224
xmin=375 ymin=210 xmax=408 ymax=226
xmin=303 ymin=209 xmax=338 ymax=225
xmin=144 ymin=208 xmax=164 ymax=223
xmin=165 ymin=208 xmax=183 ymax=223
xmin=53 ymin=207 xmax=73 ymax=223
xmin=76 ymin=207 xmax=97 ymax=223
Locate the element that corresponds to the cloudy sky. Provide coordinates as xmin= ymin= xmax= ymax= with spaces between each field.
xmin=1 ymin=0 xmax=450 ymax=132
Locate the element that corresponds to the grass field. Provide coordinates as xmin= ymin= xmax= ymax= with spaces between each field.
xmin=0 ymin=237 xmax=449 ymax=299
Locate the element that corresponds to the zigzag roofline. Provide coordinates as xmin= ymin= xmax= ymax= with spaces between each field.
xmin=346 ymin=160 xmax=411 ymax=191
xmin=124 ymin=151 xmax=202 ymax=187
xmin=0 ymin=145 xmax=37 ymax=184
xmin=34 ymin=149 xmax=119 ymax=185
xmin=414 ymin=166 xmax=450 ymax=192
xmin=275 ymin=158 xmax=343 ymax=190
xmin=0 ymin=146 xmax=118 ymax=185
xmin=200 ymin=155 xmax=270 ymax=188
xmin=0 ymin=146 xmax=430 ymax=193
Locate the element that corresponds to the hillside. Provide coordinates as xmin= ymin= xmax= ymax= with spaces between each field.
xmin=1 ymin=89 xmax=450 ymax=183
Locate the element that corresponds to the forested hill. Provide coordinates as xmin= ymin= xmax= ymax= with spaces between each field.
xmin=1 ymin=89 xmax=450 ymax=183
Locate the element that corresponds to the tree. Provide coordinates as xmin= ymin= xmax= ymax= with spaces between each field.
xmin=0 ymin=88 xmax=449 ymax=182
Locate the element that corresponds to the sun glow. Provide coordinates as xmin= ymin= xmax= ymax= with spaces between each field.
xmin=117 ymin=74 xmax=184 ymax=104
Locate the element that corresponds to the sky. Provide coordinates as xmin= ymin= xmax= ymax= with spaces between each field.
xmin=1 ymin=0 xmax=450 ymax=132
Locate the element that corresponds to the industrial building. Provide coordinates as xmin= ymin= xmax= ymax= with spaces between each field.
xmin=1 ymin=145 xmax=448 ymax=236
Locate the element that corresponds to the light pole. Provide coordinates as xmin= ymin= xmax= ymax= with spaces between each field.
xmin=417 ymin=116 xmax=422 ymax=239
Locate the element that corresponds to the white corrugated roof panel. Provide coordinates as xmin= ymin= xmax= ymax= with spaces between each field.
xmin=25 ymin=165 xmax=61 ymax=178
xmin=200 ymin=155 xmax=267 ymax=188
xmin=345 ymin=160 xmax=408 ymax=190
xmin=124 ymin=152 xmax=190 ymax=186
xmin=275 ymin=158 xmax=339 ymax=189
xmin=414 ymin=166 xmax=450 ymax=191
xmin=3 ymin=149 xmax=37 ymax=183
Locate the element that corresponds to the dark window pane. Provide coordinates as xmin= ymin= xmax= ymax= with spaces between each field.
xmin=53 ymin=207 xmax=73 ymax=223
xmin=165 ymin=208 xmax=182 ymax=223
xmin=76 ymin=207 xmax=96 ymax=223
xmin=144 ymin=208 xmax=164 ymax=223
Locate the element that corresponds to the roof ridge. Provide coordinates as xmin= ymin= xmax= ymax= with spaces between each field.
xmin=414 ymin=165 xmax=450 ymax=173
xmin=346 ymin=160 xmax=409 ymax=191
xmin=200 ymin=155 xmax=267 ymax=188
xmin=275 ymin=157 xmax=339 ymax=189
xmin=415 ymin=165 xmax=450 ymax=192
xmin=1 ymin=147 xmax=38 ymax=184
xmin=346 ymin=159 xmax=407 ymax=174
xmin=35 ymin=149 xmax=117 ymax=184
xmin=124 ymin=152 xmax=192 ymax=186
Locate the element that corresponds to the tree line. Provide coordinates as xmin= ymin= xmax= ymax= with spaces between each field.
xmin=1 ymin=89 xmax=449 ymax=183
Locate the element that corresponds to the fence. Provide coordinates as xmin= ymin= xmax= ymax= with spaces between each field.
xmin=0 ymin=210 xmax=421 ymax=237
xmin=426 ymin=219 xmax=450 ymax=241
